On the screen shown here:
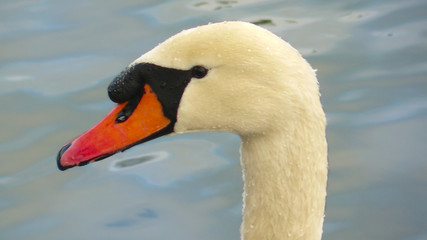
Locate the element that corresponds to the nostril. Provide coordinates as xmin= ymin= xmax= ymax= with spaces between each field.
xmin=57 ymin=143 xmax=72 ymax=171
xmin=115 ymin=88 xmax=145 ymax=123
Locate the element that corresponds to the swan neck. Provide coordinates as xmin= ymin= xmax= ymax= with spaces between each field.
xmin=240 ymin=126 xmax=327 ymax=240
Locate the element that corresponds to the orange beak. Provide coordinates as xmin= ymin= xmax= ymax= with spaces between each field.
xmin=57 ymin=84 xmax=171 ymax=170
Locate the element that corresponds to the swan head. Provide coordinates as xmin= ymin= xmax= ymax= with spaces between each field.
xmin=57 ymin=21 xmax=322 ymax=170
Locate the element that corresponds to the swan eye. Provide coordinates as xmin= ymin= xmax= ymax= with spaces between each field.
xmin=191 ymin=66 xmax=208 ymax=79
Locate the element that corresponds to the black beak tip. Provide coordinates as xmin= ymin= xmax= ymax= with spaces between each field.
xmin=57 ymin=143 xmax=72 ymax=171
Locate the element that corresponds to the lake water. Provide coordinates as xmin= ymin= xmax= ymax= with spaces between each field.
xmin=1 ymin=0 xmax=426 ymax=239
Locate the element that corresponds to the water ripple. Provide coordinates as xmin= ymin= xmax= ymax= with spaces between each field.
xmin=110 ymin=152 xmax=168 ymax=171
xmin=328 ymin=97 xmax=427 ymax=127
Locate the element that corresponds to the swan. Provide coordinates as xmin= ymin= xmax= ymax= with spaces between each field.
xmin=57 ymin=21 xmax=327 ymax=240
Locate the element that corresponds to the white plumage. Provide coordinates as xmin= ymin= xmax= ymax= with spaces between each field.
xmin=134 ymin=21 xmax=328 ymax=240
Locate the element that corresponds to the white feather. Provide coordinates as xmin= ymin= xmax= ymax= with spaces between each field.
xmin=135 ymin=21 xmax=327 ymax=240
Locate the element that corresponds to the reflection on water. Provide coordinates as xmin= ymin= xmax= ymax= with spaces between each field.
xmin=111 ymin=152 xmax=164 ymax=170
xmin=1 ymin=0 xmax=426 ymax=240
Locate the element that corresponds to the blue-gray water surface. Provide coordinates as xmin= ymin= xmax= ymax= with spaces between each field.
xmin=1 ymin=0 xmax=426 ymax=239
